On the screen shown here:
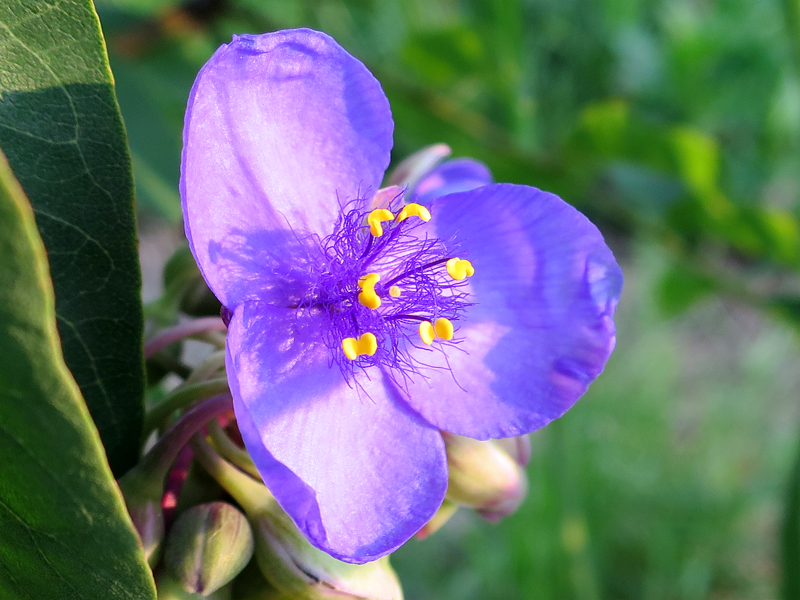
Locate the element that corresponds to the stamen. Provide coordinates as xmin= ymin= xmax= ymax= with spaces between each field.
xmin=419 ymin=318 xmax=455 ymax=345
xmin=342 ymin=332 xmax=378 ymax=360
xmin=358 ymin=273 xmax=380 ymax=287
xmin=367 ymin=209 xmax=394 ymax=237
xmin=434 ymin=318 xmax=454 ymax=341
xmin=314 ymin=199 xmax=473 ymax=384
xmin=358 ymin=272 xmax=382 ymax=309
xmin=419 ymin=321 xmax=435 ymax=345
xmin=446 ymin=257 xmax=475 ymax=281
xmin=396 ymin=203 xmax=431 ymax=223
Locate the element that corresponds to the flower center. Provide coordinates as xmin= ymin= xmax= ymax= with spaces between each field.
xmin=304 ymin=192 xmax=474 ymax=384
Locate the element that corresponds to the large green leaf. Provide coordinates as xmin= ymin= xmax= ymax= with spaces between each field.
xmin=0 ymin=0 xmax=144 ymax=474
xmin=0 ymin=148 xmax=155 ymax=599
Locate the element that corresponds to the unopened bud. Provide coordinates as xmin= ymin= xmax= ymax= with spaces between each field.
xmin=251 ymin=502 xmax=402 ymax=599
xmin=493 ymin=435 xmax=531 ymax=467
xmin=119 ymin=396 xmax=233 ymax=567
xmin=415 ymin=499 xmax=459 ymax=540
xmin=443 ymin=433 xmax=528 ymax=521
xmin=156 ymin=570 xmax=232 ymax=599
xmin=191 ymin=436 xmax=403 ymax=600
xmin=386 ymin=143 xmax=451 ymax=189
xmin=119 ymin=472 xmax=164 ymax=567
xmin=163 ymin=502 xmax=254 ymax=595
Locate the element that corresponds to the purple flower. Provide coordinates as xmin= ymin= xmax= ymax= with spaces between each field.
xmin=181 ymin=29 xmax=622 ymax=564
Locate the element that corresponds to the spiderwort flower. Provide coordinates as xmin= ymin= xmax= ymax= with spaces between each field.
xmin=181 ymin=29 xmax=622 ymax=564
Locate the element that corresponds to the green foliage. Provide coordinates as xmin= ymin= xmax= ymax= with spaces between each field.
xmin=0 ymin=0 xmax=145 ymax=475
xmin=656 ymin=261 xmax=715 ymax=317
xmin=0 ymin=148 xmax=156 ymax=600
xmin=782 ymin=438 xmax=800 ymax=599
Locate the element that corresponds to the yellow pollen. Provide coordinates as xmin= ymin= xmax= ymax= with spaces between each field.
xmin=358 ymin=272 xmax=382 ymax=309
xmin=419 ymin=318 xmax=455 ymax=344
xmin=342 ymin=332 xmax=378 ymax=360
xmin=396 ymin=203 xmax=431 ymax=223
xmin=358 ymin=273 xmax=380 ymax=287
xmin=419 ymin=321 xmax=435 ymax=345
xmin=366 ymin=209 xmax=394 ymax=237
xmin=434 ymin=318 xmax=454 ymax=341
xmin=389 ymin=285 xmax=401 ymax=298
xmin=446 ymin=257 xmax=475 ymax=281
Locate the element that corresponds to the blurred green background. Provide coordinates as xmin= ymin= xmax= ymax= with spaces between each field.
xmin=96 ymin=0 xmax=800 ymax=597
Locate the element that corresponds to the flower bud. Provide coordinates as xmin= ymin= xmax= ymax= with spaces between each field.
xmin=156 ymin=570 xmax=232 ymax=599
xmin=119 ymin=396 xmax=233 ymax=567
xmin=119 ymin=471 xmax=164 ymax=567
xmin=163 ymin=502 xmax=254 ymax=595
xmin=494 ymin=435 xmax=531 ymax=467
xmin=250 ymin=503 xmax=402 ymax=600
xmin=415 ymin=499 xmax=459 ymax=540
xmin=386 ymin=143 xmax=451 ymax=189
xmin=190 ymin=436 xmax=403 ymax=600
xmin=442 ymin=432 xmax=528 ymax=521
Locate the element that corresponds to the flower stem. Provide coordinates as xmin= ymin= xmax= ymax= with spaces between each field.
xmin=191 ymin=434 xmax=272 ymax=516
xmin=133 ymin=394 xmax=233 ymax=484
xmin=207 ymin=419 xmax=261 ymax=480
xmin=143 ymin=377 xmax=230 ymax=439
xmin=144 ymin=317 xmax=227 ymax=360
xmin=185 ymin=350 xmax=227 ymax=386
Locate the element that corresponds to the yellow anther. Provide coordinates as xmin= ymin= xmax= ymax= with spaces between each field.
xmin=367 ymin=208 xmax=394 ymax=237
xmin=358 ymin=273 xmax=380 ymax=287
xmin=342 ymin=332 xmax=378 ymax=360
xmin=446 ymin=257 xmax=475 ymax=281
xmin=358 ymin=272 xmax=382 ymax=309
xmin=420 ymin=318 xmax=455 ymax=345
xmin=434 ymin=318 xmax=454 ymax=341
xmin=389 ymin=285 xmax=401 ymax=298
xmin=396 ymin=203 xmax=431 ymax=223
xmin=359 ymin=290 xmax=381 ymax=309
xmin=341 ymin=338 xmax=359 ymax=360
xmin=419 ymin=321 xmax=435 ymax=345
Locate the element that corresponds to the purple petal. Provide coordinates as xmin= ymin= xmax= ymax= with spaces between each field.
xmin=409 ymin=158 xmax=493 ymax=205
xmin=402 ymin=184 xmax=622 ymax=439
xmin=226 ymin=302 xmax=447 ymax=563
xmin=182 ymin=29 xmax=394 ymax=307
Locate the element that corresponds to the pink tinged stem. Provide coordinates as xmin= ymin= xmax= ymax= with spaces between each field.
xmin=137 ymin=393 xmax=234 ymax=484
xmin=119 ymin=393 xmax=232 ymax=565
xmin=144 ymin=316 xmax=228 ymax=360
xmin=190 ymin=434 xmax=271 ymax=517
xmin=162 ymin=445 xmax=194 ymax=527
xmin=207 ymin=419 xmax=261 ymax=480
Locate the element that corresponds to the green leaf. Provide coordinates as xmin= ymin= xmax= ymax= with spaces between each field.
xmin=0 ymin=147 xmax=155 ymax=599
xmin=782 ymin=435 xmax=800 ymax=599
xmin=0 ymin=0 xmax=145 ymax=474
